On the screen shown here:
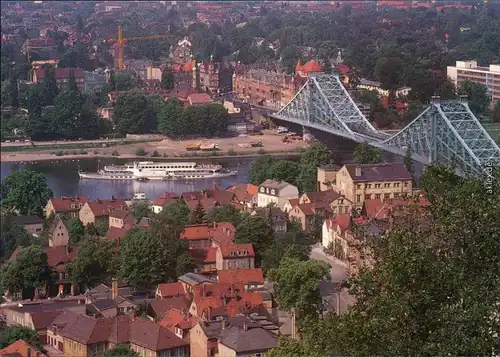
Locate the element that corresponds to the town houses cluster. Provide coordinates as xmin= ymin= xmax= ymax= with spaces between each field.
xmin=1 ymin=161 xmax=431 ymax=357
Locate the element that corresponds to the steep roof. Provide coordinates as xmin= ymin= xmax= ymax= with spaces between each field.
xmin=0 ymin=340 xmax=48 ymax=357
xmin=219 ymin=243 xmax=255 ymax=258
xmin=48 ymin=196 xmax=88 ymax=212
xmin=11 ymin=215 xmax=44 ymax=226
xmin=160 ymin=309 xmax=199 ymax=331
xmin=87 ymin=198 xmax=128 ymax=217
xmin=292 ymin=202 xmax=332 ymax=216
xmin=178 ymin=272 xmax=215 ymax=286
xmin=326 ymin=214 xmax=351 ymax=233
xmin=218 ymin=268 xmax=264 ymax=286
xmin=259 ymin=179 xmax=294 ymax=191
xmin=296 ymin=59 xmax=322 ymax=74
xmin=219 ymin=325 xmax=277 ymax=353
xmin=47 ymin=215 xmax=68 ymax=236
xmin=30 ymin=310 xmax=63 ymax=330
xmin=302 ymin=190 xmax=341 ymax=204
xmin=344 ymin=163 xmax=412 ymax=182
xmin=148 ymin=297 xmax=192 ymax=319
xmin=157 ymin=282 xmax=186 ymax=298
xmin=188 ymin=93 xmax=212 ymax=105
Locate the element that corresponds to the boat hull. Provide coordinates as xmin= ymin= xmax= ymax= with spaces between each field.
xmin=79 ymin=171 xmax=238 ymax=180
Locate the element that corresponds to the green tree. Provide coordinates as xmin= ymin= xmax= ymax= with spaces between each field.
xmin=268 ymin=160 xmax=300 ymax=187
xmin=235 ymin=215 xmax=274 ymax=266
xmin=157 ymin=98 xmax=185 ymax=136
xmin=113 ymin=92 xmax=157 ymax=134
xmin=157 ymin=200 xmax=190 ymax=237
xmin=268 ymin=257 xmax=330 ymax=319
xmin=68 ymin=69 xmax=78 ymax=93
xmin=1 ymin=170 xmax=53 ymax=216
xmin=41 ymin=65 xmax=58 ymax=106
xmin=492 ymin=100 xmax=500 ymax=123
xmin=68 ymin=219 xmax=85 ymax=244
xmin=262 ymin=221 xmax=312 ymax=272
xmin=298 ymin=143 xmax=333 ymax=192
xmin=354 ymin=141 xmax=382 ymax=164
xmin=114 ymin=71 xmax=137 ymax=91
xmin=281 ymin=166 xmax=500 ymax=356
xmin=460 ymin=80 xmax=490 ymax=116
xmin=9 ymin=75 xmax=19 ymax=107
xmin=189 ymin=201 xmax=206 ymax=224
xmin=249 ymin=155 xmax=277 ymax=185
xmin=0 ymin=326 xmax=43 ymax=350
xmin=374 ymin=57 xmax=404 ymax=90
xmin=109 ymin=70 xmax=116 ymax=91
xmin=2 ymin=245 xmax=53 ymax=295
xmin=404 ymin=147 xmax=414 ymax=179
xmin=0 ymin=215 xmax=34 ymax=259
xmin=66 ymin=236 xmax=118 ymax=288
xmin=205 ymin=204 xmax=244 ymax=227
xmin=435 ymin=78 xmax=457 ymax=100
xmin=160 ymin=69 xmax=175 ymax=90
xmin=130 ymin=201 xmax=150 ymax=221
xmin=103 ymin=344 xmax=139 ymax=357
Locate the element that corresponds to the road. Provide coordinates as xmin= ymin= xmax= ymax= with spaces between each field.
xmin=0 ymin=138 xmax=124 ymax=147
xmin=310 ymin=244 xmax=348 ymax=283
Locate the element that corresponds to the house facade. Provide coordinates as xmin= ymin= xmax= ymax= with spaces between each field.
xmin=215 ymin=244 xmax=255 ymax=270
xmin=334 ymin=163 xmax=413 ymax=208
xmin=45 ymin=196 xmax=88 ymax=219
xmin=79 ymin=198 xmax=128 ymax=227
xmin=48 ymin=215 xmax=70 ymax=247
xmin=256 ymin=180 xmax=299 ymax=209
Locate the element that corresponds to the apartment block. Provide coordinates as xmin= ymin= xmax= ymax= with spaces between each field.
xmin=447 ymin=60 xmax=500 ymax=107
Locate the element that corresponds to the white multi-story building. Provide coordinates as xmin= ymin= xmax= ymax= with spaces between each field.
xmin=447 ymin=60 xmax=500 ymax=107
xmin=256 ymin=179 xmax=299 ymax=209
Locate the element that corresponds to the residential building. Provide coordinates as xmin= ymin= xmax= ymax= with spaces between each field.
xmin=156 ymin=282 xmax=187 ymax=299
xmin=193 ymin=60 xmax=234 ymax=94
xmin=298 ymin=190 xmax=353 ymax=216
xmin=216 ymin=243 xmax=255 ymax=271
xmin=178 ymin=273 xmax=215 ymax=294
xmin=232 ymin=67 xmax=302 ymax=109
xmin=151 ymin=192 xmax=179 ymax=214
xmin=334 ymin=163 xmax=413 ymax=208
xmin=251 ymin=207 xmax=287 ymax=233
xmin=447 ymin=60 xmax=500 ymax=106
xmin=11 ymin=215 xmax=44 ymax=236
xmin=79 ymin=198 xmax=128 ymax=227
xmin=225 ymin=183 xmax=258 ymax=211
xmin=257 ymin=180 xmax=299 ymax=209
xmin=84 ymin=280 xmax=133 ymax=302
xmin=45 ymin=196 xmax=88 ymax=219
xmin=295 ymin=59 xmax=322 ymax=78
xmin=146 ymin=296 xmax=192 ymax=321
xmin=288 ymin=202 xmax=333 ymax=231
xmin=48 ymin=215 xmax=69 ymax=247
xmin=58 ymin=314 xmax=189 ymax=357
xmin=181 ymin=222 xmax=236 ymax=250
xmin=357 ymin=78 xmax=411 ymax=98
xmin=167 ymin=61 xmax=195 ymax=87
xmin=187 ymin=93 xmax=212 ymax=106
xmin=361 ymin=197 xmax=430 ymax=221
xmin=0 ymin=339 xmax=48 ymax=357
xmin=217 ymin=268 xmax=264 ymax=290
xmin=316 ymin=164 xmax=342 ymax=191
xmin=189 ymin=315 xmax=278 ymax=357
xmin=83 ymin=71 xmax=106 ymax=93
xmin=105 ymin=209 xmax=139 ymax=247
xmin=322 ymin=214 xmax=352 ymax=259
xmin=31 ymin=67 xmax=85 ymax=92
xmin=159 ymin=309 xmax=200 ymax=342
xmin=189 ymin=283 xmax=263 ymax=320
xmin=170 ymin=37 xmax=192 ymax=63
xmin=86 ymin=296 xmax=136 ymax=318
xmin=282 ymin=198 xmax=299 ymax=214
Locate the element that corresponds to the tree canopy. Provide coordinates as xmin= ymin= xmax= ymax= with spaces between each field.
xmin=0 ymin=326 xmax=43 ymax=350
xmin=269 ymin=165 xmax=500 ymax=356
xmin=1 ymin=170 xmax=53 ymax=216
xmin=459 ymin=80 xmax=490 ymax=117
xmin=235 ymin=215 xmax=274 ymax=266
xmin=157 ymin=200 xmax=190 ymax=237
xmin=113 ymin=92 xmax=157 ymax=134
xmin=354 ymin=141 xmax=383 ymax=164
xmin=298 ymin=143 xmax=333 ymax=191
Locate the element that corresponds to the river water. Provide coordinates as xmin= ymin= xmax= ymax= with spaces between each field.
xmin=0 ymin=157 xmax=254 ymax=200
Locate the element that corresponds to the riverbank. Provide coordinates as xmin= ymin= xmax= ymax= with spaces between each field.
xmin=1 ymin=132 xmax=306 ymax=163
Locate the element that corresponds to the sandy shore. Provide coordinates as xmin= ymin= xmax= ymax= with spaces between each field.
xmin=1 ymin=133 xmax=306 ymax=163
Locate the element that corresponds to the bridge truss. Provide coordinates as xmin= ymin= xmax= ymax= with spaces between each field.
xmin=270 ymin=73 xmax=500 ymax=178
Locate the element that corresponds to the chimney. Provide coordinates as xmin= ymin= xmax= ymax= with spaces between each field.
xmin=111 ymin=278 xmax=118 ymax=298
xmin=355 ymin=166 xmax=362 ymax=177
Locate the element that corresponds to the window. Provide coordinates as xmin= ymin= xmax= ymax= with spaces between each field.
xmin=356 ymin=195 xmax=361 ymax=203
xmin=375 ymin=194 xmax=381 ymax=199
xmin=366 ymin=184 xmax=372 ymax=189
xmin=227 ymin=261 xmax=232 ymax=268
xmin=260 ymin=187 xmax=264 ymax=193
xmin=404 ymin=181 xmax=409 ymax=187
xmin=271 ymin=189 xmax=276 ymax=195
xmin=384 ymin=193 xmax=391 ymax=199
xmin=357 ymin=184 xmax=361 ymax=189
xmin=384 ymin=183 xmax=390 ymax=188
xmin=394 ymin=183 xmax=400 ymax=188
xmin=375 ymin=183 xmax=381 ymax=188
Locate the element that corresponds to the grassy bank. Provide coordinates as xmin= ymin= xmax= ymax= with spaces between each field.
xmin=1 ymin=139 xmax=162 ymax=153
xmin=482 ymin=122 xmax=500 ymax=143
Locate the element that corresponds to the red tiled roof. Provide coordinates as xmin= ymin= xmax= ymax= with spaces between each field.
xmin=181 ymin=224 xmax=211 ymax=240
xmin=106 ymin=226 xmax=134 ymax=243
xmin=87 ymin=199 xmax=128 ymax=217
xmin=362 ymin=198 xmax=430 ymax=220
xmin=326 ymin=214 xmax=351 ymax=233
xmin=159 ymin=309 xmax=199 ymax=331
xmin=296 ymin=59 xmax=322 ymax=74
xmin=0 ymin=340 xmax=48 ymax=357
xmin=148 ymin=297 xmax=192 ymax=319
xmin=302 ymin=191 xmax=341 ymax=204
xmin=35 ymin=67 xmax=84 ymax=80
xmin=225 ymin=183 xmax=258 ymax=203
xmin=292 ymin=202 xmax=332 ymax=216
xmin=49 ymin=196 xmax=88 ymax=212
xmin=218 ymin=268 xmax=264 ymax=285
xmin=219 ymin=243 xmax=255 ymax=258
xmin=157 ymin=282 xmax=186 ymax=298
xmin=336 ymin=64 xmax=351 ymax=76
xmin=109 ymin=209 xmax=132 ymax=220
xmin=30 ymin=311 xmax=62 ymax=330
xmin=188 ymin=93 xmax=212 ymax=106
xmin=44 ymin=246 xmax=77 ymax=267
xmin=189 ymin=247 xmax=218 ymax=264
xmin=185 ymin=199 xmax=219 ymax=212
xmin=210 ymin=222 xmax=236 ymax=246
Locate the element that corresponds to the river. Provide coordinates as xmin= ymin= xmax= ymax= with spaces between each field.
xmin=0 ymin=157 xmax=254 ymax=200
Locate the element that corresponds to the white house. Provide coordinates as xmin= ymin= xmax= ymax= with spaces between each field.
xmin=256 ymin=179 xmax=299 ymax=209
xmin=322 ymin=214 xmax=351 ymax=260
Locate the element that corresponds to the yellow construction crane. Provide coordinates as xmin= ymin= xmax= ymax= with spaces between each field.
xmin=106 ymin=25 xmax=171 ymax=70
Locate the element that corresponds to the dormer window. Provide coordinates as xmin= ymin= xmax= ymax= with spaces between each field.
xmin=271 ymin=189 xmax=276 ymax=195
xmin=229 ymin=251 xmax=235 ymax=256
xmin=71 ymin=204 xmax=75 ymax=209
xmin=260 ymin=187 xmax=265 ymax=193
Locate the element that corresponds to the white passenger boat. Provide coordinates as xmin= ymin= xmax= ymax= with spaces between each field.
xmin=78 ymin=161 xmax=237 ymax=180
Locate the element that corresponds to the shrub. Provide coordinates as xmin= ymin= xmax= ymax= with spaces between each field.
xmin=111 ymin=150 xmax=120 ymax=156
xmin=79 ymin=150 xmax=88 ymax=154
xmin=55 ymin=151 xmax=63 ymax=156
xmin=71 ymin=150 xmax=79 ymax=155
xmin=151 ymin=150 xmax=160 ymax=157
xmin=227 ymin=148 xmax=236 ymax=156
xmin=257 ymin=148 xmax=267 ymax=155
xmin=135 ymin=148 xmax=147 ymax=156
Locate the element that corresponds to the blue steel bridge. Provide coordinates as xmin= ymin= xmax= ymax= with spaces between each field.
xmin=269 ymin=73 xmax=500 ymax=178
